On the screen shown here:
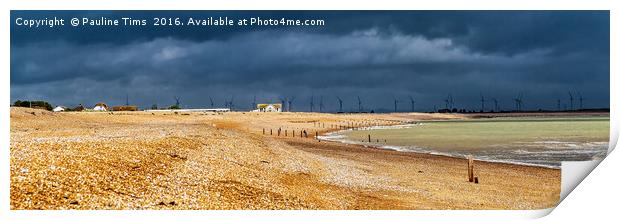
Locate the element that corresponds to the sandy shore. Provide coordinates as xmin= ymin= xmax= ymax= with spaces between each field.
xmin=10 ymin=107 xmax=559 ymax=209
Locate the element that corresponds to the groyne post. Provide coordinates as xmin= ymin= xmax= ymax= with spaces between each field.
xmin=468 ymin=156 xmax=475 ymax=182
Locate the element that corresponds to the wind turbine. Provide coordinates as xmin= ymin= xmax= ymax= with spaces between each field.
xmin=319 ymin=95 xmax=324 ymax=113
xmin=450 ymin=94 xmax=454 ymax=109
xmin=228 ymin=96 xmax=235 ymax=110
xmin=279 ymin=97 xmax=287 ymax=112
xmin=513 ymin=93 xmax=523 ymax=111
xmin=444 ymin=94 xmax=454 ymax=109
xmin=174 ymin=96 xmax=181 ymax=107
xmin=209 ymin=96 xmax=214 ymax=108
xmin=126 ymin=93 xmax=130 ymax=106
xmin=393 ymin=97 xmax=400 ymax=112
xmin=287 ymin=96 xmax=295 ymax=112
xmin=557 ymin=99 xmax=561 ymax=111
xmin=480 ymin=93 xmax=486 ymax=112
xmin=568 ymin=91 xmax=574 ymax=111
xmin=357 ymin=96 xmax=362 ymax=112
xmin=408 ymin=96 xmax=416 ymax=112
xmin=310 ymin=95 xmax=315 ymax=112
xmin=252 ymin=95 xmax=257 ymax=110
xmin=336 ymin=96 xmax=344 ymax=112
xmin=577 ymin=91 xmax=584 ymax=110
xmin=492 ymin=98 xmax=499 ymax=112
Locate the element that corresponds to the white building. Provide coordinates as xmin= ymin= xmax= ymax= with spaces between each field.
xmin=255 ymin=104 xmax=282 ymax=112
xmin=52 ymin=106 xmax=66 ymax=112
xmin=93 ymin=102 xmax=108 ymax=111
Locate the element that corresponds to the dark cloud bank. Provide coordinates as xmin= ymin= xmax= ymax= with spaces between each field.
xmin=10 ymin=11 xmax=609 ymax=112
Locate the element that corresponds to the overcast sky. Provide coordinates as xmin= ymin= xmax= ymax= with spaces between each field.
xmin=10 ymin=11 xmax=609 ymax=112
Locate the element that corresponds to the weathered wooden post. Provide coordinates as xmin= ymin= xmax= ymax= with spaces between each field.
xmin=263 ymin=128 xmax=265 ymax=135
xmin=368 ymin=134 xmax=371 ymax=142
xmin=315 ymin=131 xmax=318 ymax=139
xmin=270 ymin=129 xmax=273 ymax=135
xmin=293 ymin=130 xmax=295 ymax=137
xmin=468 ymin=156 xmax=475 ymax=182
xmin=285 ymin=130 xmax=288 ymax=136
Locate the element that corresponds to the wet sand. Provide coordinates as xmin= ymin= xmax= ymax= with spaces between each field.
xmin=10 ymin=107 xmax=559 ymax=209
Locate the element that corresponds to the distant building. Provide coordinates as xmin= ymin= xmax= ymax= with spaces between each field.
xmin=93 ymin=102 xmax=109 ymax=111
xmin=52 ymin=106 xmax=66 ymax=112
xmin=112 ymin=106 xmax=138 ymax=111
xmin=255 ymin=103 xmax=282 ymax=112
xmin=73 ymin=104 xmax=85 ymax=111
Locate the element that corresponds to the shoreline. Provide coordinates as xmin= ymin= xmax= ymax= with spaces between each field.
xmin=285 ymin=135 xmax=560 ymax=172
xmin=322 ymin=135 xmax=563 ymax=170
xmin=318 ymin=128 xmax=565 ymax=170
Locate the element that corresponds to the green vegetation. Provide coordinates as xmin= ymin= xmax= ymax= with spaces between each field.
xmin=343 ymin=116 xmax=610 ymax=151
xmin=13 ymin=100 xmax=53 ymax=111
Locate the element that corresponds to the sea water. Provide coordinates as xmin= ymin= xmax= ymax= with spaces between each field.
xmin=319 ymin=118 xmax=609 ymax=169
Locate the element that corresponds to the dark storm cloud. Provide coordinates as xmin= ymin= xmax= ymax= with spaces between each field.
xmin=10 ymin=11 xmax=609 ymax=112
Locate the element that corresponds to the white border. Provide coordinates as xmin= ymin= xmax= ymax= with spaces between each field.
xmin=2 ymin=1 xmax=617 ymax=219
